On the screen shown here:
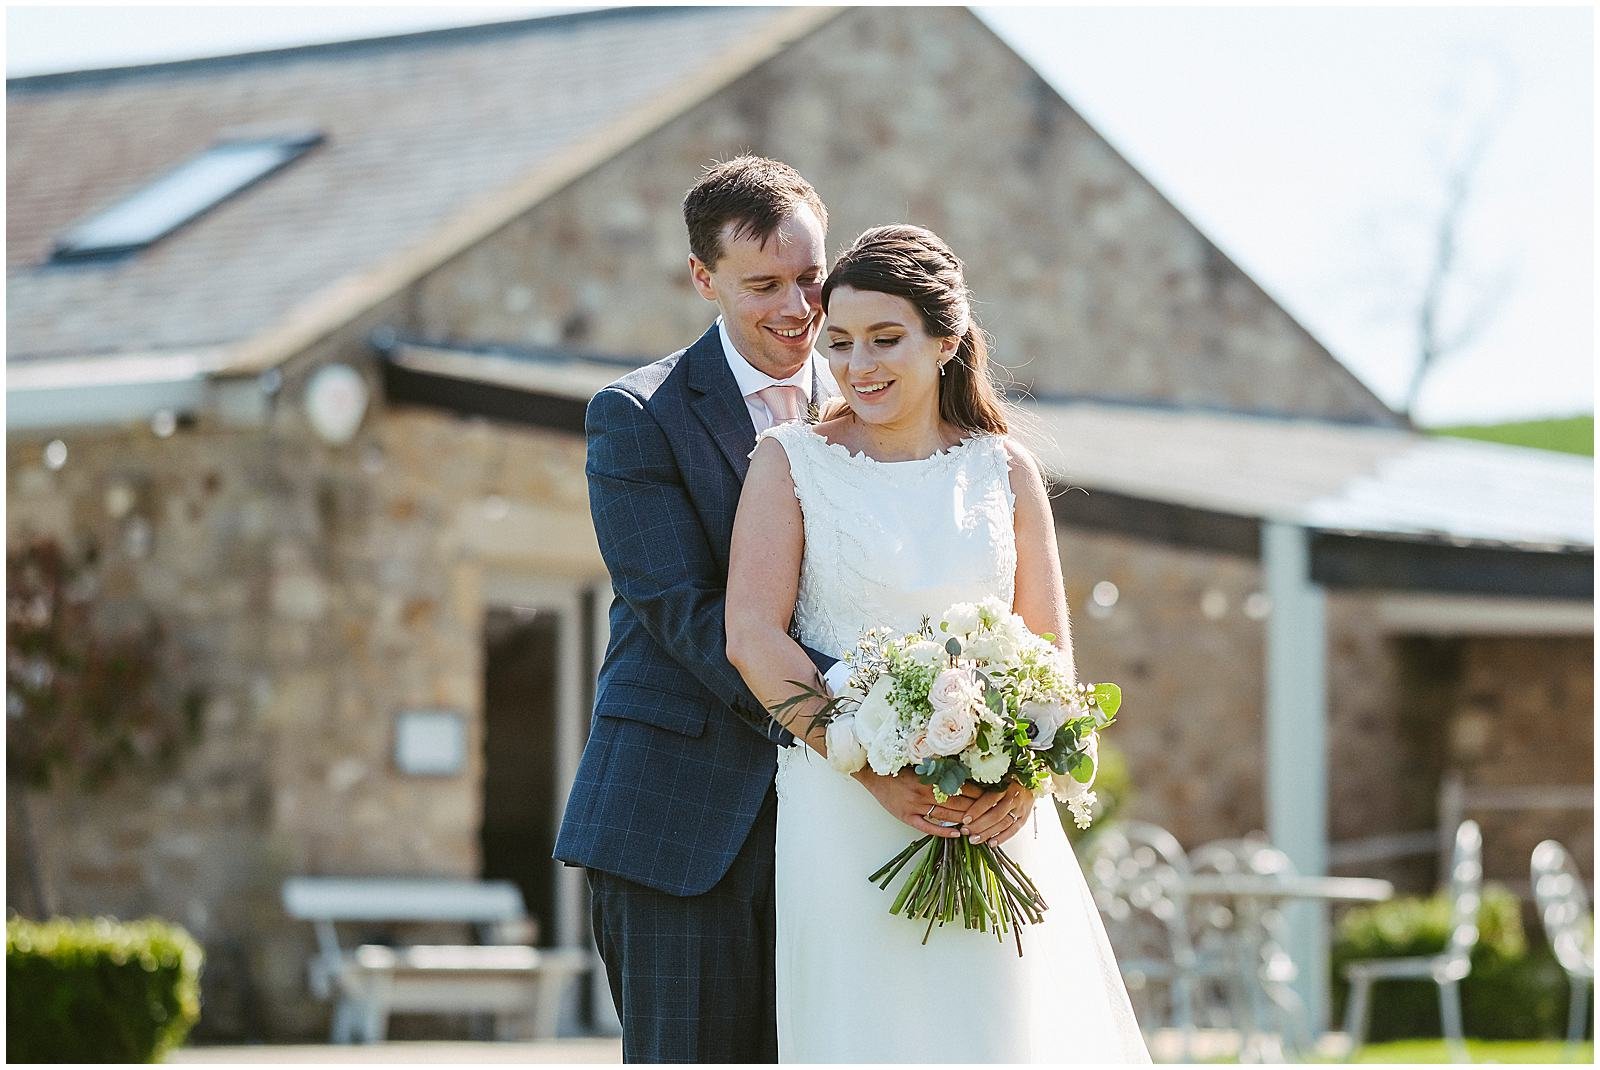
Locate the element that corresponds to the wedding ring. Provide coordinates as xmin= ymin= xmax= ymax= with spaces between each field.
xmin=924 ymin=804 xmax=937 ymax=820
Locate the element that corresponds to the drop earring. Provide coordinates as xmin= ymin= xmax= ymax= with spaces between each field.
xmin=938 ymin=362 xmax=947 ymax=377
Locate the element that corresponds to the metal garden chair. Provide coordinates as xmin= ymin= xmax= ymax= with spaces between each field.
xmin=1342 ymin=819 xmax=1481 ymax=1064
xmin=1083 ymin=821 xmax=1243 ymax=1061
xmin=1530 ymin=839 xmax=1594 ymax=1056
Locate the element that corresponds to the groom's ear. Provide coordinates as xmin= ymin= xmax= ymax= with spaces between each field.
xmin=688 ymin=256 xmax=718 ymax=303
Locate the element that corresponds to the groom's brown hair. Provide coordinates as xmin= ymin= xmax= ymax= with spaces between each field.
xmin=683 ymin=156 xmax=828 ymax=270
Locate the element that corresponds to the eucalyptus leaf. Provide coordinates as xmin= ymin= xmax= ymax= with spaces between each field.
xmin=1092 ymin=682 xmax=1121 ymax=718
xmin=915 ymin=756 xmax=971 ymax=799
xmin=945 ymin=637 xmax=963 ymax=657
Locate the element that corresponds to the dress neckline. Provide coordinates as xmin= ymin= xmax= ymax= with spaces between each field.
xmin=794 ymin=424 xmax=996 ymax=466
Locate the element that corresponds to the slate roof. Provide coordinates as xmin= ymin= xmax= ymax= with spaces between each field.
xmin=5 ymin=6 xmax=780 ymax=361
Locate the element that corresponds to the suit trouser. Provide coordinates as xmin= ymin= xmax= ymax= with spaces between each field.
xmin=587 ymin=786 xmax=778 ymax=1064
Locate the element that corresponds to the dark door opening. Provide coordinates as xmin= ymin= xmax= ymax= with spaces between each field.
xmin=481 ymin=605 xmax=561 ymax=947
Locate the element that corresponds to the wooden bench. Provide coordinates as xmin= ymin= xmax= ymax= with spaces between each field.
xmin=281 ymin=876 xmax=589 ymax=1043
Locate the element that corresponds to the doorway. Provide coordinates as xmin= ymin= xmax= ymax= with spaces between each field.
xmin=480 ymin=604 xmax=562 ymax=946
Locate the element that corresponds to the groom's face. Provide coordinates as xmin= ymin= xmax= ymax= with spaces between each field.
xmin=688 ymin=203 xmax=826 ymax=379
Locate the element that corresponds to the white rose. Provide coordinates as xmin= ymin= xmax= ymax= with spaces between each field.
xmin=925 ymin=704 xmax=979 ymax=756
xmin=904 ymin=640 xmax=946 ymax=668
xmin=905 ymin=728 xmax=934 ymax=763
xmin=962 ymin=745 xmax=1012 ymax=784
xmin=928 ymin=667 xmax=983 ymax=715
xmin=824 ymin=715 xmax=868 ymax=774
xmin=1020 ymin=699 xmax=1068 ymax=750
xmin=941 ymin=602 xmax=982 ymax=637
xmin=854 ymin=676 xmax=896 ymax=740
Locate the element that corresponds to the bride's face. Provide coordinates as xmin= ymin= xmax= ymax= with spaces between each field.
xmin=823 ymin=287 xmax=957 ymax=426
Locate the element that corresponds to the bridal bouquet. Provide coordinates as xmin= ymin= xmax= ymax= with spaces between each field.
xmin=769 ymin=597 xmax=1121 ymax=955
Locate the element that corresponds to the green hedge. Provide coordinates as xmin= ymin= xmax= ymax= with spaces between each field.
xmin=1330 ymin=883 xmax=1588 ymax=1041
xmin=7 ymin=915 xmax=202 ymax=1062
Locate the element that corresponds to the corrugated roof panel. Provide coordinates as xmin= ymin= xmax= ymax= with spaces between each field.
xmin=1028 ymin=401 xmax=1592 ymax=550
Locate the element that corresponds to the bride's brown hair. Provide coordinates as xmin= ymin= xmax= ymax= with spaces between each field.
xmin=820 ymin=224 xmax=1011 ymax=435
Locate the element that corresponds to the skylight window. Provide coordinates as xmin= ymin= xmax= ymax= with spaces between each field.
xmin=51 ymin=132 xmax=322 ymax=261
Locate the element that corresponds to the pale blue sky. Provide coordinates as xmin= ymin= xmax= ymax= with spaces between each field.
xmin=6 ymin=3 xmax=1593 ymax=425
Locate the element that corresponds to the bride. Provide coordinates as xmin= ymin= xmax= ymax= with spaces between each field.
xmin=726 ymin=224 xmax=1152 ymax=1063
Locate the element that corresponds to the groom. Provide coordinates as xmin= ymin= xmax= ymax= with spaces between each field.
xmin=553 ymin=156 xmax=841 ymax=1062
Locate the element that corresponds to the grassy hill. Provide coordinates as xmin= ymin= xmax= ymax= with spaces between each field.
xmin=1429 ymin=414 xmax=1593 ymax=456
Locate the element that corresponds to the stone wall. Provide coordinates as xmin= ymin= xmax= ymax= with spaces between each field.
xmin=1057 ymin=524 xmax=1268 ymax=842
xmin=411 ymin=6 xmax=1396 ymax=426
xmin=1059 ymin=531 xmax=1594 ymax=902
xmin=6 ymin=381 xmax=599 ymax=1039
xmin=1448 ymin=635 xmax=1593 ymax=895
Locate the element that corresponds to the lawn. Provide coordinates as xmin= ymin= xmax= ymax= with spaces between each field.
xmin=1430 ymin=414 xmax=1593 ymax=456
xmin=1318 ymin=1038 xmax=1593 ymax=1064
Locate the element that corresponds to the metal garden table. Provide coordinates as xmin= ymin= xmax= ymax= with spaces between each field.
xmin=1179 ymin=873 xmax=1394 ymax=1062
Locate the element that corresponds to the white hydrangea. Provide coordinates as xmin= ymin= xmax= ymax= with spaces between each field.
xmin=962 ymin=630 xmax=1020 ymax=666
xmin=975 ymin=597 xmax=1011 ymax=628
xmin=941 ymin=602 xmax=982 ymax=637
xmin=989 ymin=610 xmax=1032 ymax=648
xmin=866 ymin=721 xmax=910 ymax=776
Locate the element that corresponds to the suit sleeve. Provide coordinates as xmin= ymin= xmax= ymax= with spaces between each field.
xmin=585 ymin=386 xmax=835 ymax=744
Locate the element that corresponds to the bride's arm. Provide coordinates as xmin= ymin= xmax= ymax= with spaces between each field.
xmin=727 ymin=437 xmax=977 ymax=838
xmin=726 ymin=437 xmax=832 ymax=756
xmin=1008 ymin=439 xmax=1075 ymax=677
xmin=963 ymin=439 xmax=1076 ymax=847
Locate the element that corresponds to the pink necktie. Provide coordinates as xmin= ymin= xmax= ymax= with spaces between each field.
xmin=755 ymin=384 xmax=804 ymax=427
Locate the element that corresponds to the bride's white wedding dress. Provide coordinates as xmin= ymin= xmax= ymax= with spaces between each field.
xmin=755 ymin=420 xmax=1151 ymax=1064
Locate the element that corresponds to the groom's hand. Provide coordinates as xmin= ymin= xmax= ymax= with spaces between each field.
xmin=851 ymin=769 xmax=982 ymax=838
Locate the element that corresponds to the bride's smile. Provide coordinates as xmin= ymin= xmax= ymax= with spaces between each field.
xmin=823 ymin=285 xmax=959 ymax=452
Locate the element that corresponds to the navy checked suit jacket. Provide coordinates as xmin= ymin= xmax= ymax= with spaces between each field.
xmin=553 ymin=323 xmax=838 ymax=896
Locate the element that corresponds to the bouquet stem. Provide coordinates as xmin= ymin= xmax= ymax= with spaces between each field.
xmin=869 ymin=832 xmax=1048 ymax=956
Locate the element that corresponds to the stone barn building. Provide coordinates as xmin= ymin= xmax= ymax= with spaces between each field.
xmin=7 ymin=6 xmax=1591 ymax=1042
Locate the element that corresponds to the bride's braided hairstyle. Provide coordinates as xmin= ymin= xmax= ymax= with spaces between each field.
xmin=820 ymin=224 xmax=1011 ymax=435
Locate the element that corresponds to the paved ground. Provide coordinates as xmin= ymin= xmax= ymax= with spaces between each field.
xmin=171 ymin=1029 xmax=1352 ymax=1063
xmin=170 ymin=1037 xmax=623 ymax=1064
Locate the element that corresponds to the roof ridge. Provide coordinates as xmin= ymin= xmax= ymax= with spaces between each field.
xmin=6 ymin=6 xmax=712 ymax=91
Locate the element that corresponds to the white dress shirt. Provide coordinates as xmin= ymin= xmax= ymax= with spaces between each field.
xmin=718 ymin=317 xmax=817 ymax=432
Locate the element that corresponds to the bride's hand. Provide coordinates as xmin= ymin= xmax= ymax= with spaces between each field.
xmin=961 ymin=782 xmax=1036 ymax=845
xmin=851 ymin=769 xmax=982 ymax=838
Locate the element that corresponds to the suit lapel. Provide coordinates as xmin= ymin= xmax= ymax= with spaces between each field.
xmin=809 ymin=357 xmax=840 ymax=419
xmin=686 ymin=325 xmax=758 ymax=482
xmin=688 ymin=322 xmax=837 ymax=478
